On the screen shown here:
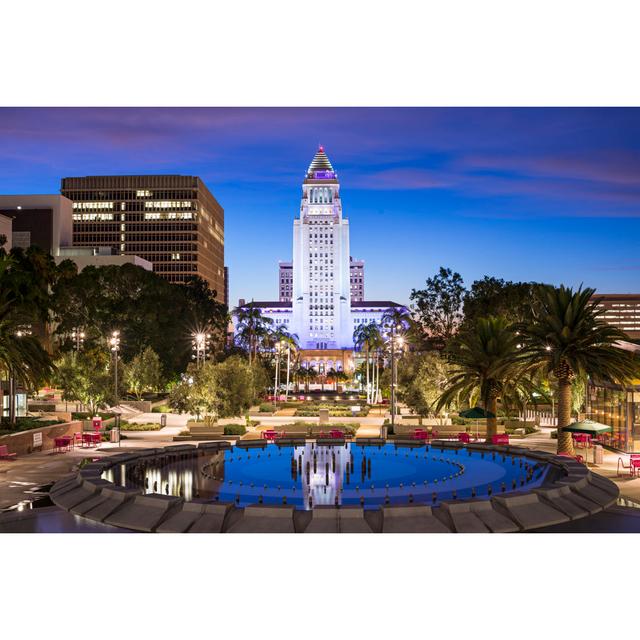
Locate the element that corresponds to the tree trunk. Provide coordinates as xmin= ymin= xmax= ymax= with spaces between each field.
xmin=365 ymin=347 xmax=370 ymax=404
xmin=557 ymin=378 xmax=575 ymax=455
xmin=485 ymin=395 xmax=498 ymax=441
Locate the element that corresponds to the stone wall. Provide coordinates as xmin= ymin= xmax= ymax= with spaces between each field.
xmin=121 ymin=400 xmax=152 ymax=413
xmin=0 ymin=420 xmax=82 ymax=456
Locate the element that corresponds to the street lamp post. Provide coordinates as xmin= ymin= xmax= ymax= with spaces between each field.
xmin=192 ymin=331 xmax=211 ymax=368
xmin=109 ymin=330 xmax=120 ymax=407
xmin=71 ymin=328 xmax=85 ymax=352
xmin=273 ymin=341 xmax=283 ymax=409
xmin=387 ymin=324 xmax=404 ymax=434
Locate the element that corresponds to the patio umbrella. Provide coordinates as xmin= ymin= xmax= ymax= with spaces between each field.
xmin=561 ymin=420 xmax=611 ymax=434
xmin=459 ymin=407 xmax=496 ymax=419
xmin=561 ymin=420 xmax=612 ymax=464
xmin=459 ymin=407 xmax=496 ymax=440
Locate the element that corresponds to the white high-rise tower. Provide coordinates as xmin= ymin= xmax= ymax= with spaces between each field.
xmin=236 ymin=146 xmax=407 ymax=374
xmin=291 ymin=147 xmax=352 ymax=350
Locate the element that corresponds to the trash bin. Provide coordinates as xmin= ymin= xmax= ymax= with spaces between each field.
xmin=110 ymin=428 xmax=120 ymax=443
xmin=92 ymin=416 xmax=103 ymax=432
xmin=594 ymin=444 xmax=604 ymax=464
xmin=160 ymin=414 xmax=167 ymax=427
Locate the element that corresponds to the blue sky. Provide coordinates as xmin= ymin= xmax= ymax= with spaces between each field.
xmin=1 ymin=107 xmax=639 ymax=305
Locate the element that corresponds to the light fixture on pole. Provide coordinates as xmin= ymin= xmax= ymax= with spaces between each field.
xmin=71 ymin=328 xmax=85 ymax=352
xmin=387 ymin=324 xmax=404 ymax=434
xmin=273 ymin=340 xmax=283 ymax=409
xmin=109 ymin=330 xmax=120 ymax=407
xmin=191 ymin=331 xmax=211 ymax=368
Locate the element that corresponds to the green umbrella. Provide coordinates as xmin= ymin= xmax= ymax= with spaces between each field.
xmin=459 ymin=407 xmax=495 ymax=440
xmin=459 ymin=407 xmax=496 ymax=419
xmin=561 ymin=420 xmax=612 ymax=435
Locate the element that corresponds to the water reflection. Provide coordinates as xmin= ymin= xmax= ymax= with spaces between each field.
xmin=107 ymin=444 xmax=549 ymax=510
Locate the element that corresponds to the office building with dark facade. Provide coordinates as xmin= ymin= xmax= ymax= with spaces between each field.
xmin=61 ymin=175 xmax=225 ymax=299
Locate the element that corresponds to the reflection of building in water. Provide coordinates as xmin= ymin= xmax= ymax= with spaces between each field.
xmin=123 ymin=454 xmax=227 ymax=502
xmin=294 ymin=444 xmax=352 ymax=507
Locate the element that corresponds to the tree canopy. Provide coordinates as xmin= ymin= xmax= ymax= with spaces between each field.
xmin=51 ymin=265 xmax=228 ymax=378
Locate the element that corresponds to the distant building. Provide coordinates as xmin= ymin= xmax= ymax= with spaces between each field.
xmin=0 ymin=195 xmax=73 ymax=255
xmin=239 ymin=147 xmax=407 ymax=372
xmin=350 ymin=257 xmax=365 ymax=302
xmin=55 ymin=246 xmax=152 ymax=272
xmin=61 ymin=174 xmax=225 ymax=298
xmin=592 ymin=293 xmax=640 ymax=339
xmin=0 ymin=213 xmax=12 ymax=250
xmin=278 ymin=261 xmax=293 ymax=301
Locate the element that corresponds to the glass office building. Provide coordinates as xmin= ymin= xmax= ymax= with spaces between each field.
xmin=587 ymin=382 xmax=640 ymax=452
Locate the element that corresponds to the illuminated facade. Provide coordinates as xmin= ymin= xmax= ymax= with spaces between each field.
xmin=61 ymin=175 xmax=225 ymax=298
xmin=592 ymin=293 xmax=640 ymax=339
xmin=239 ymin=147 xmax=406 ymax=371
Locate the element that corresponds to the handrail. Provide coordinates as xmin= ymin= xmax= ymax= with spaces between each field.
xmin=617 ymin=456 xmax=631 ymax=476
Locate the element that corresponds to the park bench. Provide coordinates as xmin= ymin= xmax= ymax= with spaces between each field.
xmin=0 ymin=444 xmax=17 ymax=460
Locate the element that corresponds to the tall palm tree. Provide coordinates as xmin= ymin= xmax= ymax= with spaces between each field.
xmin=353 ymin=323 xmax=373 ymax=402
xmin=368 ymin=324 xmax=385 ymax=404
xmin=0 ymin=250 xmax=55 ymax=425
xmin=436 ymin=316 xmax=529 ymax=440
xmin=354 ymin=322 xmax=384 ymax=403
xmin=232 ymin=303 xmax=272 ymax=364
xmin=270 ymin=326 xmax=299 ymax=399
xmin=520 ymin=285 xmax=639 ymax=455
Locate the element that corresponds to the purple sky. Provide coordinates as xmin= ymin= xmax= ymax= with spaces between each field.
xmin=1 ymin=107 xmax=639 ymax=304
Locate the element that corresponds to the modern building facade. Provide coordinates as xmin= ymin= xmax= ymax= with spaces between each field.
xmin=61 ymin=175 xmax=225 ymax=299
xmin=55 ymin=246 xmax=152 ymax=272
xmin=592 ymin=293 xmax=640 ymax=339
xmin=279 ymin=261 xmax=293 ymax=302
xmin=0 ymin=195 xmax=73 ymax=255
xmin=238 ymin=147 xmax=407 ymax=371
xmin=350 ymin=258 xmax=365 ymax=302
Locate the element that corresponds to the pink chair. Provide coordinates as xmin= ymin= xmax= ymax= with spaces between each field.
xmin=0 ymin=444 xmax=16 ymax=460
xmin=329 ymin=430 xmax=344 ymax=438
xmin=491 ymin=434 xmax=509 ymax=445
xmin=458 ymin=432 xmax=471 ymax=444
xmin=617 ymin=454 xmax=640 ymax=477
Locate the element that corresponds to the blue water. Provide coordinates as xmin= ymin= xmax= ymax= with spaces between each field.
xmin=114 ymin=443 xmax=550 ymax=510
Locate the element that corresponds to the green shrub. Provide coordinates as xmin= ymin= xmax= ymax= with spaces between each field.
xmin=119 ymin=422 xmax=162 ymax=431
xmin=72 ymin=412 xmax=115 ymax=420
xmin=151 ymin=405 xmax=171 ymax=413
xmin=223 ymin=424 xmax=247 ymax=435
xmin=504 ymin=424 xmax=537 ymax=435
xmin=0 ymin=417 xmax=65 ymax=433
xmin=259 ymin=403 xmax=274 ymax=413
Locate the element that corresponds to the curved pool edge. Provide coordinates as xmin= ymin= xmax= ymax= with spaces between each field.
xmin=48 ymin=442 xmax=619 ymax=533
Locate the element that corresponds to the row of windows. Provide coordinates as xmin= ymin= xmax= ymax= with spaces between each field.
xmin=154 ymin=263 xmax=197 ymax=272
xmin=307 ymin=187 xmax=334 ymax=204
xmin=64 ymin=190 xmax=198 ymax=201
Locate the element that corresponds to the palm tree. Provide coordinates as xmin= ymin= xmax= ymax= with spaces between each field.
xmin=353 ymin=324 xmax=372 ymax=402
xmin=303 ymin=365 xmax=318 ymax=393
xmin=368 ymin=324 xmax=385 ymax=404
xmin=520 ymin=285 xmax=639 ymax=455
xmin=232 ymin=303 xmax=273 ymax=364
xmin=354 ymin=322 xmax=384 ymax=403
xmin=0 ymin=250 xmax=55 ymax=425
xmin=270 ymin=326 xmax=299 ymax=399
xmin=436 ymin=316 xmax=529 ymax=441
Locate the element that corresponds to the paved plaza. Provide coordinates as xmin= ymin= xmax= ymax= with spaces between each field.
xmin=2 ymin=414 xmax=640 ymax=532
